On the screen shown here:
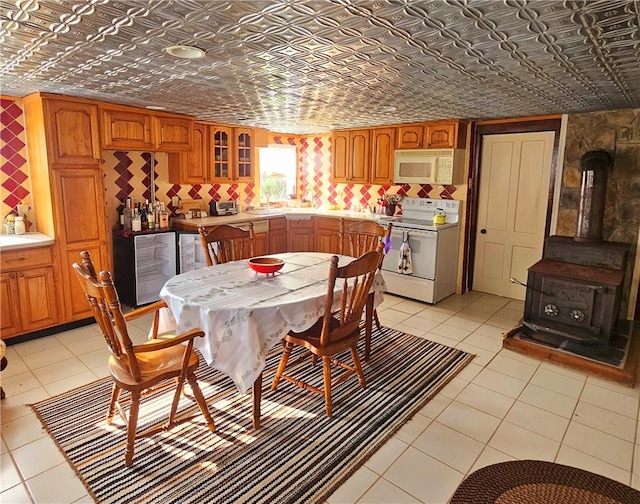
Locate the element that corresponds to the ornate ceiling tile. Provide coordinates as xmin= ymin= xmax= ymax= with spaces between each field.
xmin=0 ymin=0 xmax=638 ymax=133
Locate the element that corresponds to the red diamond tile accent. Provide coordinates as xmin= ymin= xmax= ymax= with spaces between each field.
xmin=3 ymin=193 xmax=21 ymax=209
xmin=2 ymin=178 xmax=19 ymax=192
xmin=12 ymin=169 xmax=28 ymax=184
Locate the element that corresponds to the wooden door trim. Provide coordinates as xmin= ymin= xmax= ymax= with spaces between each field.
xmin=463 ymin=118 xmax=563 ymax=294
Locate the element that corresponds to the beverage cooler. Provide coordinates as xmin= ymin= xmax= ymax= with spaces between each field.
xmin=113 ymin=230 xmax=207 ymax=307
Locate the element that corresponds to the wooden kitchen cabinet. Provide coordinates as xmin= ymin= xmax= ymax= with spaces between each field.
xmin=100 ymin=107 xmax=153 ymax=150
xmin=211 ymin=125 xmax=233 ymax=181
xmin=169 ymin=123 xmax=255 ymax=184
xmin=54 ymin=168 xmax=111 ymax=321
xmin=370 ymin=127 xmax=396 ymax=185
xmin=425 ymin=120 xmax=468 ymax=149
xmin=396 ymin=124 xmax=425 ymax=149
xmin=23 ymin=93 xmax=112 ymax=325
xmin=100 ymin=104 xmax=193 ymax=151
xmin=168 ymin=122 xmax=209 ymax=184
xmin=210 ymin=125 xmax=254 ymax=183
xmin=44 ymin=98 xmax=101 ymax=166
xmin=235 ymin=127 xmax=253 ymax=182
xmin=269 ymin=217 xmax=287 ymax=254
xmin=331 ymin=129 xmax=370 ymax=183
xmin=0 ymin=247 xmax=60 ymax=339
xmin=254 ymin=229 xmax=268 ymax=257
xmin=287 ymin=218 xmax=314 ymax=252
xmin=315 ymin=216 xmax=343 ymax=254
xmin=154 ymin=115 xmax=193 ymax=151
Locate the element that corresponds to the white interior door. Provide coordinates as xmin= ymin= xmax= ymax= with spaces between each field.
xmin=473 ymin=131 xmax=555 ymax=300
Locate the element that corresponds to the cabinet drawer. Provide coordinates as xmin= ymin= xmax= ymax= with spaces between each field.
xmin=315 ymin=217 xmax=342 ymax=232
xmin=269 ymin=217 xmax=287 ymax=230
xmin=1 ymin=247 xmax=53 ymax=270
xmin=287 ymin=219 xmax=314 ymax=230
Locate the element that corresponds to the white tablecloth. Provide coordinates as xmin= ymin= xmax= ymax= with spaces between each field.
xmin=160 ymin=252 xmax=386 ymax=394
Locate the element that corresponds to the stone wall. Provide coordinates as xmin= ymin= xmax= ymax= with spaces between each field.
xmin=558 ymin=108 xmax=640 ymax=319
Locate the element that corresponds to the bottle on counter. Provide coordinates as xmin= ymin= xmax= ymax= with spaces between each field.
xmin=159 ymin=203 xmax=169 ymax=229
xmin=117 ymin=200 xmax=125 ymax=230
xmin=131 ymin=208 xmax=142 ymax=232
xmin=123 ymin=198 xmax=133 ymax=231
xmin=14 ymin=216 xmax=26 ymax=235
xmin=147 ymin=201 xmax=156 ymax=230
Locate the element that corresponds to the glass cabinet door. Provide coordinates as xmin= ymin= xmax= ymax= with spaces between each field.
xmin=212 ymin=126 xmax=232 ymax=181
xmin=235 ymin=128 xmax=253 ymax=181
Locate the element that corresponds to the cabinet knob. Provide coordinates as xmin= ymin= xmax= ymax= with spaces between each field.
xmin=18 ymin=273 xmax=24 ymax=278
xmin=480 ymin=229 xmax=487 ymax=234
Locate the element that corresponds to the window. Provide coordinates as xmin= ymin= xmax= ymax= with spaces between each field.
xmin=258 ymin=145 xmax=297 ymax=204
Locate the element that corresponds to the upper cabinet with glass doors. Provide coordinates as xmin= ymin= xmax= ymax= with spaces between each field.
xmin=235 ymin=127 xmax=253 ymax=182
xmin=212 ymin=125 xmax=232 ymax=182
xmin=168 ymin=123 xmax=255 ymax=184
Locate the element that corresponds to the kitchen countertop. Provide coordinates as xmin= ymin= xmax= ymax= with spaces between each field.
xmin=0 ymin=232 xmax=55 ymax=251
xmin=171 ymin=208 xmax=392 ymax=230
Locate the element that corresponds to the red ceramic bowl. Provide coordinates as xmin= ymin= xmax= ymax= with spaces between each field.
xmin=248 ymin=257 xmax=285 ymax=274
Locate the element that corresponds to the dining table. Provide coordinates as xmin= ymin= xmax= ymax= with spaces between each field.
xmin=159 ymin=251 xmax=386 ymax=428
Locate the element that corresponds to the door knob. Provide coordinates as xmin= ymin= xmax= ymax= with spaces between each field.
xmin=480 ymin=229 xmax=487 ymax=234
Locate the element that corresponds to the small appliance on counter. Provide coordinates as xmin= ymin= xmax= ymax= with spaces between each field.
xmin=210 ymin=200 xmax=239 ymax=216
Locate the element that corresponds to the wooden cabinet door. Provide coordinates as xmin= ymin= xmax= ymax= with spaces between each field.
xmin=254 ymin=231 xmax=268 ymax=257
xmin=211 ymin=126 xmax=233 ymax=182
xmin=1 ymin=272 xmax=21 ymax=338
xmin=425 ymin=122 xmax=456 ymax=148
xmin=370 ymin=128 xmax=395 ymax=185
xmin=349 ymin=130 xmax=370 ymax=183
xmin=287 ymin=219 xmax=314 ymax=252
xmin=396 ymin=124 xmax=424 ymax=149
xmin=100 ymin=108 xmax=153 ymax=150
xmin=154 ymin=116 xmax=193 ymax=151
xmin=268 ymin=217 xmax=287 ymax=254
xmin=17 ymin=266 xmax=60 ymax=332
xmin=425 ymin=120 xmax=468 ymax=149
xmin=235 ymin=128 xmax=254 ymax=182
xmin=332 ymin=131 xmax=349 ymax=182
xmin=190 ymin=123 xmax=209 ymax=182
xmin=46 ymin=100 xmax=101 ymax=166
xmin=53 ymin=168 xmax=110 ymax=321
xmin=314 ymin=217 xmax=343 ymax=253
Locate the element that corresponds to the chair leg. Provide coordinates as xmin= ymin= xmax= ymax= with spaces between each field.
xmin=187 ymin=372 xmax=216 ymax=432
xmin=106 ymin=383 xmax=121 ymax=425
xmin=350 ymin=346 xmax=366 ymax=389
xmin=322 ymin=356 xmax=332 ymax=417
xmin=271 ymin=341 xmax=293 ymax=391
xmin=168 ymin=373 xmax=186 ymax=428
xmin=125 ymin=391 xmax=141 ymax=467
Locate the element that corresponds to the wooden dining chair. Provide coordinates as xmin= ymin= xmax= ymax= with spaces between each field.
xmin=197 ymin=222 xmax=255 ymax=265
xmin=271 ymin=244 xmax=383 ymax=417
xmin=344 ymin=220 xmax=393 ymax=360
xmin=72 ymin=251 xmax=215 ymax=467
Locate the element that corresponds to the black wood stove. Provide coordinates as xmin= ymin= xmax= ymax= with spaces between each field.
xmin=522 ymin=151 xmax=629 ymax=362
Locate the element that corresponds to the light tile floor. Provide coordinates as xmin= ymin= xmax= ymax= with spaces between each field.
xmin=1 ymin=292 xmax=639 ymax=503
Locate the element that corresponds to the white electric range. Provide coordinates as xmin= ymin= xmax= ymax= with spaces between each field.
xmin=379 ymin=198 xmax=461 ymax=304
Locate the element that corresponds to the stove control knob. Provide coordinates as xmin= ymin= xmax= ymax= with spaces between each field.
xmin=571 ymin=310 xmax=585 ymax=322
xmin=544 ymin=304 xmax=558 ymax=317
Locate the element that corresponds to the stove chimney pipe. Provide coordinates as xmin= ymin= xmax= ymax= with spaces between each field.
xmin=574 ymin=150 xmax=611 ymax=243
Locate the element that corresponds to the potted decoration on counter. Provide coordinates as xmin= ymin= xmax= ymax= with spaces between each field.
xmin=380 ymin=193 xmax=402 ymax=216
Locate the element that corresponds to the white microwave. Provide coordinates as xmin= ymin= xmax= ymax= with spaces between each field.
xmin=393 ymin=148 xmax=466 ymax=185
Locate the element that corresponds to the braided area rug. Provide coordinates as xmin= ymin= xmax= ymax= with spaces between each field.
xmin=450 ymin=460 xmax=640 ymax=504
xmin=32 ymin=326 xmax=473 ymax=504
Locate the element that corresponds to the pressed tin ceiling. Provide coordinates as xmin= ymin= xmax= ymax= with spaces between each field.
xmin=1 ymin=0 xmax=639 ymax=134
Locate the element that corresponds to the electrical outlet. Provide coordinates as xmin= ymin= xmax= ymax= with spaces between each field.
xmin=171 ymin=196 xmax=179 ymax=207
